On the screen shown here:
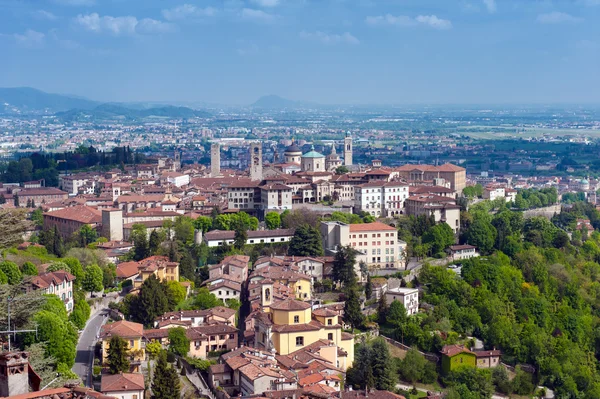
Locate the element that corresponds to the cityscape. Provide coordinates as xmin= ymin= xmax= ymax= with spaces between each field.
xmin=2 ymin=1 xmax=600 ymax=399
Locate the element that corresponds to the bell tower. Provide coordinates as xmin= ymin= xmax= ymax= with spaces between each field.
xmin=344 ymin=132 xmax=353 ymax=166
xmin=249 ymin=142 xmax=263 ymax=181
xmin=261 ymin=281 xmax=273 ymax=310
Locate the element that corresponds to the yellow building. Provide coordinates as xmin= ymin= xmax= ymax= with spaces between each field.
xmin=132 ymin=255 xmax=180 ymax=288
xmin=249 ymin=266 xmax=312 ymax=300
xmin=254 ymin=286 xmax=354 ymax=370
xmin=99 ymin=321 xmax=145 ymax=369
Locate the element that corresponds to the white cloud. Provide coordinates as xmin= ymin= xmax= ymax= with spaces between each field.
xmin=251 ymin=0 xmax=280 ymax=7
xmin=416 ymin=15 xmax=452 ymax=29
xmin=241 ymin=8 xmax=277 ymax=23
xmin=53 ymin=0 xmax=95 ymax=6
xmin=161 ymin=4 xmax=217 ymax=21
xmin=34 ymin=10 xmax=58 ymax=20
xmin=483 ymin=0 xmax=497 ymax=13
xmin=300 ymin=31 xmax=359 ymax=45
xmin=13 ymin=29 xmax=45 ymax=47
xmin=366 ymin=14 xmax=416 ymax=27
xmin=74 ymin=13 xmax=173 ymax=35
xmin=367 ymin=14 xmax=452 ymax=30
xmin=537 ymin=11 xmax=581 ymax=24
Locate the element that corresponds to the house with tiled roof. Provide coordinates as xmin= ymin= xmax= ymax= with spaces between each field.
xmin=100 ymin=373 xmax=144 ymax=399
xmin=249 ymin=265 xmax=312 ymax=300
xmin=42 ymin=205 xmax=102 ymax=238
xmin=252 ymin=292 xmax=354 ymax=370
xmin=154 ymin=306 xmax=237 ymax=328
xmin=131 ymin=256 xmax=179 ymax=288
xmin=25 ymin=271 xmax=76 ymax=312
xmin=440 ymin=344 xmax=476 ymax=374
xmin=203 ymin=228 xmax=295 ymax=248
xmin=99 ymin=321 xmax=145 ymax=366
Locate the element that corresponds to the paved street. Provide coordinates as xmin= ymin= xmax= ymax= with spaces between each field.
xmin=72 ymin=308 xmax=108 ymax=387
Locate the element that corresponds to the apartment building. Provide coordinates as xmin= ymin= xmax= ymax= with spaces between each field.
xmin=43 ymin=205 xmax=102 ymax=238
xmin=132 ymin=256 xmax=180 ymax=288
xmin=404 ymin=194 xmax=461 ymax=233
xmin=26 ymin=271 xmax=76 ymax=312
xmin=394 ymin=163 xmax=466 ymax=192
xmin=385 ymin=287 xmax=419 ymax=316
xmin=353 ymin=181 xmax=410 ymax=217
xmin=320 ymin=221 xmax=401 ymax=269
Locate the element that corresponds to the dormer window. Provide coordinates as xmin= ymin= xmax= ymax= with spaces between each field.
xmin=294 ymin=315 xmax=299 ymax=323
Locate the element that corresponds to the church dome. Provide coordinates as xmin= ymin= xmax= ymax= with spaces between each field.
xmin=285 ymin=144 xmax=302 ymax=153
xmin=302 ymin=145 xmax=325 ymax=159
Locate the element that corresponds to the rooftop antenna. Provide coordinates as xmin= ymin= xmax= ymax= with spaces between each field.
xmin=1 ymin=296 xmax=38 ymax=352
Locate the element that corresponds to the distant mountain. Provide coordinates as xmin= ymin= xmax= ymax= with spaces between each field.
xmin=0 ymin=87 xmax=98 ymax=114
xmin=252 ymin=95 xmax=308 ymax=109
xmin=55 ymin=104 xmax=212 ymax=121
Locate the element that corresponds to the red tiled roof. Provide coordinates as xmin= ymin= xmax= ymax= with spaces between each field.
xmin=101 ymin=373 xmax=145 ymax=392
xmin=441 ymin=344 xmax=473 ymax=357
xmin=270 ymin=298 xmax=311 ymax=311
xmin=100 ymin=321 xmax=144 ymax=339
xmin=349 ymin=222 xmax=396 ymax=232
xmin=43 ymin=205 xmax=102 ymax=224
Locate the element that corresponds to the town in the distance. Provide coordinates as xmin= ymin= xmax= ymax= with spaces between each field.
xmin=1 ymin=93 xmax=600 ymax=399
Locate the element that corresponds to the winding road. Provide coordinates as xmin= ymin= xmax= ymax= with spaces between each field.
xmin=72 ymin=308 xmax=108 ymax=387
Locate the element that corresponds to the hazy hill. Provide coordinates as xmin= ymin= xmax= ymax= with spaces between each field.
xmin=0 ymin=87 xmax=98 ymax=114
xmin=55 ymin=104 xmax=212 ymax=121
xmin=252 ymin=95 xmax=305 ymax=109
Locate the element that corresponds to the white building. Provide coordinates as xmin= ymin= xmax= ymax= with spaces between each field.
xmin=27 ymin=271 xmax=76 ymax=312
xmin=448 ymin=244 xmax=480 ymax=261
xmin=320 ymin=221 xmax=402 ymax=270
xmin=385 ymin=287 xmax=419 ymax=316
xmin=405 ymin=194 xmax=461 ymax=234
xmin=101 ymin=373 xmax=145 ymax=399
xmin=227 ymin=182 xmax=258 ymax=211
xmin=59 ymin=175 xmax=95 ymax=196
xmin=203 ymin=228 xmax=296 ymax=247
xmin=164 ymin=172 xmax=190 ymax=187
xmin=260 ymin=183 xmax=293 ymax=211
xmin=207 ymin=279 xmax=242 ymax=304
xmin=354 ymin=181 xmax=410 ymax=217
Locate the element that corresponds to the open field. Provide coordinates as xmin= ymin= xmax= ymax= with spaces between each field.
xmin=457 ymin=126 xmax=600 ymax=139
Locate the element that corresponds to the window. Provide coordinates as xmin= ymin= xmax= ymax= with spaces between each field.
xmin=328 ymin=333 xmax=333 ymax=340
xmin=218 ymin=291 xmax=222 ymax=296
xmin=219 ymin=335 xmax=225 ymax=340
xmin=210 ymin=336 xmax=216 ymax=341
xmin=294 ymin=315 xmax=300 ymax=323
xmin=327 ymin=318 xmax=332 ymax=326
xmin=129 ymin=340 xmax=134 ymax=347
xmin=296 ymin=336 xmax=304 ymax=346
xmin=229 ymin=334 xmax=235 ymax=339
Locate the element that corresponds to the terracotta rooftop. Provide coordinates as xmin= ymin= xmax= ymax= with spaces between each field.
xmin=43 ymin=205 xmax=102 ymax=224
xmin=100 ymin=320 xmax=144 ymax=339
xmin=349 ymin=222 xmax=396 ymax=232
xmin=270 ymin=298 xmax=312 ymax=311
xmin=101 ymin=373 xmax=145 ymax=392
xmin=29 ymin=271 xmax=75 ymax=289
xmin=440 ymin=344 xmax=473 ymax=357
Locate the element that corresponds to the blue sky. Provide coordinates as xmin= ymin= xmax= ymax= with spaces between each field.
xmin=1 ymin=0 xmax=599 ymax=105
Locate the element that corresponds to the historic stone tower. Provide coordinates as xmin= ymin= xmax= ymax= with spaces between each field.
xmin=210 ymin=143 xmax=221 ymax=177
xmin=344 ymin=132 xmax=353 ymax=166
xmin=249 ymin=142 xmax=263 ymax=181
xmin=102 ymin=209 xmax=124 ymax=242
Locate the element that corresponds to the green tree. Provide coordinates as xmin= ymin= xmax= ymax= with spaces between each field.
xmin=101 ymin=264 xmax=117 ymax=288
xmin=333 ymin=246 xmax=357 ymax=287
xmin=400 ymin=348 xmax=426 ymax=386
xmin=81 ymin=264 xmax=104 ymax=294
xmin=128 ymin=275 xmax=170 ymax=326
xmin=335 ymin=165 xmax=349 ymax=175
xmin=464 ymin=218 xmax=497 ymax=255
xmin=20 ymin=261 xmax=38 ymax=276
xmin=166 ymin=281 xmax=186 ymax=308
xmin=168 ymin=327 xmax=190 ymax=357
xmin=130 ymin=224 xmax=150 ymax=261
xmin=265 ymin=212 xmax=281 ymax=230
xmin=371 ymin=337 xmax=395 ymax=390
xmin=343 ymin=288 xmax=364 ymax=330
xmin=152 ymin=351 xmax=181 ymax=399
xmin=0 ymin=209 xmax=32 ymax=249
xmin=63 ymin=257 xmax=84 ymax=286
xmin=52 ymin=225 xmax=65 ymax=257
xmin=174 ymin=216 xmax=195 ymax=244
xmin=288 ymin=224 xmax=324 ymax=257
xmin=145 ymin=341 xmax=162 ymax=360
xmin=69 ymin=299 xmax=91 ymax=330
xmin=77 ymin=224 xmax=98 ymax=246
xmin=192 ymin=287 xmax=221 ymax=310
xmin=346 ymin=344 xmax=375 ymax=389
xmin=34 ymin=310 xmax=77 ymax=368
xmin=42 ymin=295 xmax=67 ymax=320
xmin=233 ymin=226 xmax=248 ymax=250
xmin=491 ymin=366 xmax=512 ymax=395
xmin=149 ymin=229 xmax=165 ymax=254
xmin=387 ymin=300 xmax=408 ymax=327
xmin=107 ymin=335 xmax=130 ymax=374
xmin=377 ymin=294 xmax=388 ymax=324
xmin=365 ymin=275 xmax=373 ymax=299
xmin=31 ymin=208 xmax=43 ymax=226
xmin=0 ymin=261 xmax=23 ymax=285
xmin=193 ymin=216 xmax=212 ymax=233
xmin=423 ymin=223 xmax=455 ymax=255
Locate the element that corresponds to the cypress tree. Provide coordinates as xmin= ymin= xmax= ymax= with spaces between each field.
xmin=107 ymin=336 xmax=130 ymax=374
xmin=371 ymin=337 xmax=395 ymax=390
xmin=152 ymin=350 xmax=180 ymax=399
